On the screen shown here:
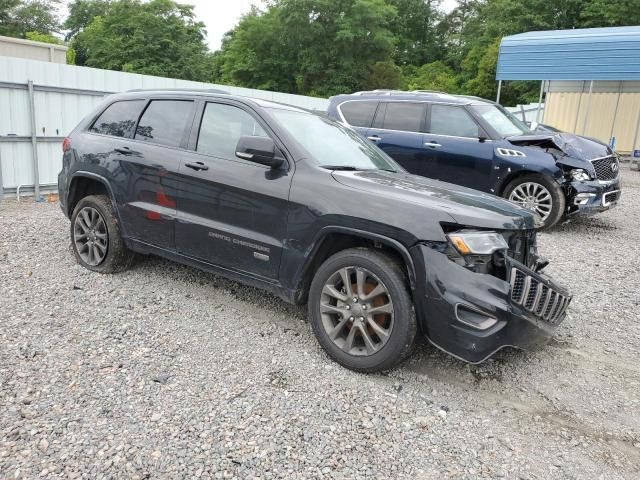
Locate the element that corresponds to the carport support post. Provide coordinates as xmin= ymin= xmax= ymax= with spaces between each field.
xmin=535 ymin=81 xmax=545 ymax=124
xmin=496 ymin=80 xmax=502 ymax=104
xmin=633 ymin=109 xmax=640 ymax=156
xmin=27 ymin=80 xmax=41 ymax=202
xmin=608 ymin=81 xmax=622 ymax=145
xmin=581 ymin=80 xmax=594 ymax=135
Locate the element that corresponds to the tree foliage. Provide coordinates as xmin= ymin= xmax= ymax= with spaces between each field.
xmin=3 ymin=0 xmax=639 ymax=103
xmin=0 ymin=0 xmax=61 ymax=37
xmin=72 ymin=0 xmax=214 ymax=81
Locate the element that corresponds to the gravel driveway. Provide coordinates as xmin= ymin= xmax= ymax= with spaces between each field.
xmin=1 ymin=167 xmax=639 ymax=479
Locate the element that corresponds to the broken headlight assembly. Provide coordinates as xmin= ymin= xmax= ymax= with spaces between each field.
xmin=569 ymin=168 xmax=592 ymax=182
xmin=445 ymin=231 xmax=508 ymax=275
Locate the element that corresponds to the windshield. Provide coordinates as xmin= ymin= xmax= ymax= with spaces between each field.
xmin=268 ymin=108 xmax=399 ymax=171
xmin=471 ymin=104 xmax=532 ymax=137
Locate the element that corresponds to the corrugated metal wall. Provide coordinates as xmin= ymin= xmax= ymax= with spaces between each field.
xmin=0 ymin=56 xmax=329 ymax=197
xmin=544 ymin=80 xmax=640 ymax=152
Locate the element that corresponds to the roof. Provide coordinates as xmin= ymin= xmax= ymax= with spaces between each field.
xmin=330 ymin=91 xmax=494 ymax=105
xmin=117 ymin=89 xmax=310 ymax=113
xmin=497 ymin=26 xmax=640 ymax=81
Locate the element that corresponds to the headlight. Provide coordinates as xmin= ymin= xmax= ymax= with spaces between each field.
xmin=447 ymin=231 xmax=508 ymax=255
xmin=570 ymin=169 xmax=591 ymax=182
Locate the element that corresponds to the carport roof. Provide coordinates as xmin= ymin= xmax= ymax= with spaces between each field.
xmin=496 ymin=26 xmax=640 ymax=81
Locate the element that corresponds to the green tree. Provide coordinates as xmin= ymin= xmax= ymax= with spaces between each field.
xmin=581 ymin=0 xmax=640 ymax=27
xmin=0 ymin=0 xmax=61 ymax=38
xmin=64 ymin=0 xmax=111 ymax=40
xmin=405 ymin=60 xmax=458 ymax=92
xmin=216 ymin=0 xmax=398 ymax=96
xmin=74 ymin=0 xmax=214 ymax=81
xmin=365 ymin=60 xmax=404 ymax=90
xmin=387 ymin=0 xmax=444 ymax=66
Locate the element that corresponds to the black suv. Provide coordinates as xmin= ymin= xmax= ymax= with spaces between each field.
xmin=58 ymin=90 xmax=571 ymax=372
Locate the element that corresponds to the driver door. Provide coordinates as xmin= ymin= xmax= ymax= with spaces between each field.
xmin=422 ymin=104 xmax=495 ymax=192
xmin=175 ymin=101 xmax=292 ymax=280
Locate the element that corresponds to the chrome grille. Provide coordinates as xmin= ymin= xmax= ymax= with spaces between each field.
xmin=510 ymin=267 xmax=570 ymax=325
xmin=591 ymin=155 xmax=619 ymax=181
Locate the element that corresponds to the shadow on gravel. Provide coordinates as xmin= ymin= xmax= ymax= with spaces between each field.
xmin=548 ymin=215 xmax=619 ymax=233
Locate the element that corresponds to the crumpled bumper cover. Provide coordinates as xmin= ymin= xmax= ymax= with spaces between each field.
xmin=411 ymin=245 xmax=571 ymax=363
xmin=567 ymin=178 xmax=621 ymax=215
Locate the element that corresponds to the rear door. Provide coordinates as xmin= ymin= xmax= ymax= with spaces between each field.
xmin=422 ymin=104 xmax=495 ymax=191
xmin=114 ymin=99 xmax=195 ymax=249
xmin=175 ymin=101 xmax=292 ymax=280
xmin=86 ymin=98 xmax=194 ymax=250
xmin=365 ymin=102 xmax=427 ymax=171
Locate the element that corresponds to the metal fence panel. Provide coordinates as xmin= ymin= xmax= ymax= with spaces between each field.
xmin=0 ymin=56 xmax=329 ymax=197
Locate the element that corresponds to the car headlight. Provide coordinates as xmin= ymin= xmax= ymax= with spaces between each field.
xmin=570 ymin=169 xmax=591 ymax=182
xmin=447 ymin=231 xmax=508 ymax=255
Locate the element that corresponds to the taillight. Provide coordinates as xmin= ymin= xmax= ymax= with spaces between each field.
xmin=62 ymin=137 xmax=71 ymax=152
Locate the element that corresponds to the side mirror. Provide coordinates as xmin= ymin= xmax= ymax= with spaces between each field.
xmin=235 ymin=136 xmax=284 ymax=168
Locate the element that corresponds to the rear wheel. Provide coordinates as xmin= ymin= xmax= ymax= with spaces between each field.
xmin=503 ymin=174 xmax=565 ymax=229
xmin=70 ymin=195 xmax=134 ymax=273
xmin=308 ymin=248 xmax=416 ymax=373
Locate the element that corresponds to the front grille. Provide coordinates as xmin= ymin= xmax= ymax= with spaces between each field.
xmin=591 ymin=155 xmax=619 ymax=181
xmin=509 ymin=267 xmax=570 ymax=325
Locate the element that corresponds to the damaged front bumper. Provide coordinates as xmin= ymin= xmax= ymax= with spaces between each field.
xmin=412 ymin=244 xmax=571 ymax=363
xmin=566 ymin=178 xmax=621 ymax=215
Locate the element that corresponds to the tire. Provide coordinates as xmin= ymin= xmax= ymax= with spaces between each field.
xmin=70 ymin=194 xmax=134 ymax=273
xmin=502 ymin=174 xmax=565 ymax=229
xmin=308 ymin=248 xmax=417 ymax=373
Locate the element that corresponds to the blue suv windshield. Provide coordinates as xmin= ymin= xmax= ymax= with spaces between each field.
xmin=269 ymin=108 xmax=400 ymax=172
xmin=471 ymin=104 xmax=532 ymax=138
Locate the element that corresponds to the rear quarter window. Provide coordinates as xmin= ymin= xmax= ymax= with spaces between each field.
xmin=339 ymin=101 xmax=378 ymax=128
xmin=89 ymin=100 xmax=146 ymax=138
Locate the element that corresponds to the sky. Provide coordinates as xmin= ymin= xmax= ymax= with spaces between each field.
xmin=59 ymin=0 xmax=460 ymax=52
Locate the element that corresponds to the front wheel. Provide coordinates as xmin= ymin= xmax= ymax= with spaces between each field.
xmin=503 ymin=174 xmax=565 ymax=229
xmin=308 ymin=248 xmax=417 ymax=373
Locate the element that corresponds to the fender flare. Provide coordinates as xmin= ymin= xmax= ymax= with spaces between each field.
xmin=68 ymin=171 xmax=127 ymax=237
xmin=295 ymin=225 xmax=417 ymax=293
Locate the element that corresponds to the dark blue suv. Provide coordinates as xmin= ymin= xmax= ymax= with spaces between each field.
xmin=327 ymin=91 xmax=621 ymax=228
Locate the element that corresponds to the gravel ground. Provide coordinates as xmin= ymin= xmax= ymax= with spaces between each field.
xmin=1 ymin=167 xmax=639 ymax=479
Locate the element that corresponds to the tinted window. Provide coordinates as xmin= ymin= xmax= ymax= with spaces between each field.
xmin=90 ymin=100 xmax=145 ymax=138
xmin=381 ymin=102 xmax=425 ymax=132
xmin=340 ymin=101 xmax=378 ymax=127
xmin=197 ymin=103 xmax=268 ymax=160
xmin=430 ymin=105 xmax=479 ymax=138
xmin=135 ymin=100 xmax=194 ymax=147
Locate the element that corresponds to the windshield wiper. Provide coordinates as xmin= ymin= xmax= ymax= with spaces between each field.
xmin=320 ymin=165 xmax=367 ymax=171
xmin=320 ymin=165 xmax=396 ymax=172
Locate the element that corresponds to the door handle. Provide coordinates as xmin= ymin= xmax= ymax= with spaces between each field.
xmin=424 ymin=142 xmax=442 ymax=148
xmin=367 ymin=136 xmax=381 ymax=142
xmin=185 ymin=161 xmax=209 ymax=171
xmin=114 ymin=146 xmax=132 ymax=155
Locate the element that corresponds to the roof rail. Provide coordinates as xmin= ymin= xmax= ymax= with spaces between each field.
xmin=126 ymin=88 xmax=231 ymax=95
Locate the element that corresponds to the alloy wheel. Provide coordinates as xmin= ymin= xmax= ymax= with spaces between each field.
xmin=73 ymin=206 xmax=108 ymax=266
xmin=319 ymin=266 xmax=394 ymax=356
xmin=508 ymin=182 xmax=553 ymax=220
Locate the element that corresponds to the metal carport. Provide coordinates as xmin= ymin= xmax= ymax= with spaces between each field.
xmin=496 ymin=26 xmax=640 ymax=154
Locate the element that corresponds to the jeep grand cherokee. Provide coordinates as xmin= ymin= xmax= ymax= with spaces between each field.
xmin=58 ymin=90 xmax=571 ymax=372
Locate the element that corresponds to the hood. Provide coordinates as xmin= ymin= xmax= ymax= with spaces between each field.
xmin=332 ymin=170 xmax=536 ymax=230
xmin=507 ymin=132 xmax=612 ymax=163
